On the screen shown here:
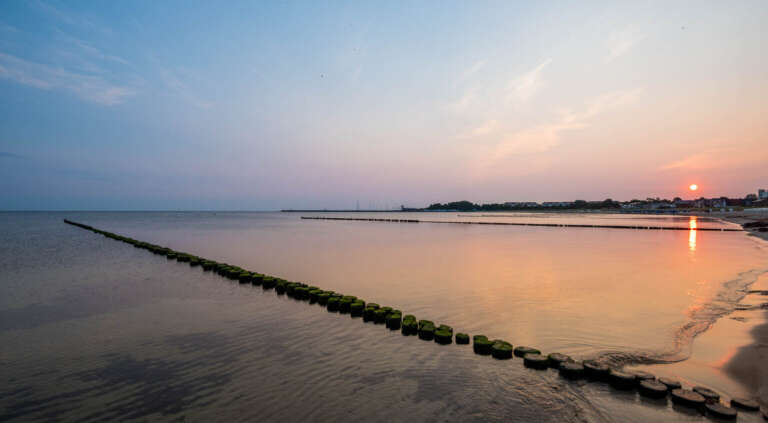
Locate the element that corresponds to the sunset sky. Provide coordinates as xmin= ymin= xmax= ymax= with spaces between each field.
xmin=1 ymin=1 xmax=766 ymax=210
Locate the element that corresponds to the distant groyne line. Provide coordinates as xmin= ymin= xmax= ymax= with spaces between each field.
xmin=282 ymin=209 xmax=402 ymax=213
xmin=300 ymin=216 xmax=743 ymax=232
xmin=62 ymin=218 xmax=757 ymax=419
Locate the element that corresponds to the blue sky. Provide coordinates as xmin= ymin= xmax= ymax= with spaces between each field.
xmin=1 ymin=1 xmax=767 ymax=210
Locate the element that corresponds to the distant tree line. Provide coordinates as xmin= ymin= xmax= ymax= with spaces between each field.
xmin=421 ymin=199 xmax=621 ymax=211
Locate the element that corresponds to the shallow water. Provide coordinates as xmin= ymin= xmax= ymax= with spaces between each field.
xmin=349 ymin=211 xmax=739 ymax=230
xmin=1 ymin=211 xmax=766 ymax=422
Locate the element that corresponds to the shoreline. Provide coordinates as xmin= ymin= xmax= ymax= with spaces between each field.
xmin=725 ymin=307 xmax=768 ymax=407
xmin=719 ymin=210 xmax=768 ymax=407
xmin=707 ymin=211 xmax=768 ymax=407
xmin=722 ymin=270 xmax=768 ymax=408
xmin=629 ymin=266 xmax=768 ymax=411
xmin=624 ymin=210 xmax=768 ymax=410
xmin=704 ymin=208 xmax=768 ymax=242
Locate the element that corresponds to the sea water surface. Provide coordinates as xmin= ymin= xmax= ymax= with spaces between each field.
xmin=1 ymin=211 xmax=767 ymax=422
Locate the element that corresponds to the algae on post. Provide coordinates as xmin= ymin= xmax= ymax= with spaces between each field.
xmin=491 ymin=340 xmax=513 ymax=359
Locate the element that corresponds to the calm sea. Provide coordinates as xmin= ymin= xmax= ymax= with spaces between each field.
xmin=1 ymin=211 xmax=766 ymax=422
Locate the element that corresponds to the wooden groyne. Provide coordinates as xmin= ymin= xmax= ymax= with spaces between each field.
xmin=300 ymin=216 xmax=743 ymax=231
xmin=62 ymin=218 xmax=759 ymax=419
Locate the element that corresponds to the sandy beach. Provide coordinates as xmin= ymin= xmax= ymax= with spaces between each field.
xmin=707 ymin=208 xmax=768 ymax=242
xmin=715 ymin=210 xmax=768 ymax=407
xmin=725 ymin=307 xmax=768 ymax=407
xmin=626 ymin=209 xmax=768 ymax=410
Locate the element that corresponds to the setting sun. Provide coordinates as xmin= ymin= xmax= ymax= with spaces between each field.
xmin=689 ymin=184 xmax=698 ymax=191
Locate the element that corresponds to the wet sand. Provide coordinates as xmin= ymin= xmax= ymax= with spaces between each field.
xmin=719 ymin=210 xmax=768 ymax=406
xmin=723 ymin=273 xmax=768 ymax=407
xmin=725 ymin=311 xmax=768 ymax=405
xmin=624 ymin=211 xmax=768 ymax=412
xmin=627 ymin=273 xmax=768 ymax=418
xmin=710 ymin=209 xmax=768 ymax=242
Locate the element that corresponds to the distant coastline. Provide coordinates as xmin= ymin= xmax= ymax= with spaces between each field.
xmin=281 ymin=209 xmax=403 ymax=213
xmin=283 ymin=196 xmax=768 ymax=214
xmin=282 ymin=207 xmax=768 ymax=218
xmin=711 ymin=209 xmax=768 ymax=242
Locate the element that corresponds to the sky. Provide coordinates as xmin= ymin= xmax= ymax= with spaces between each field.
xmin=1 ymin=0 xmax=767 ymax=210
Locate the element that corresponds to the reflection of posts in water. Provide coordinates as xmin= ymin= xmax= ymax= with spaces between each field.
xmin=689 ymin=216 xmax=697 ymax=252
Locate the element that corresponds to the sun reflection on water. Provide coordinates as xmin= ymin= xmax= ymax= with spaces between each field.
xmin=689 ymin=216 xmax=697 ymax=252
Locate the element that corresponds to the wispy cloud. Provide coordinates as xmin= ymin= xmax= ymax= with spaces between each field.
xmin=454 ymin=60 xmax=487 ymax=85
xmin=0 ymin=152 xmax=28 ymax=160
xmin=0 ymin=52 xmax=135 ymax=105
xmin=0 ymin=9 xmax=139 ymax=104
xmin=493 ymin=88 xmax=641 ymax=158
xmin=55 ymin=31 xmax=129 ymax=66
xmin=33 ymin=0 xmax=112 ymax=35
xmin=447 ymin=58 xmax=551 ymax=121
xmin=458 ymin=88 xmax=642 ymax=181
xmin=660 ymin=147 xmax=768 ymax=171
xmin=459 ymin=119 xmax=499 ymax=138
xmin=606 ymin=27 xmax=646 ymax=62
xmin=448 ymin=59 xmax=550 ymax=116
xmin=159 ymin=67 xmax=212 ymax=109
xmin=470 ymin=119 xmax=499 ymax=136
xmin=444 ymin=86 xmax=478 ymax=114
xmin=505 ymin=58 xmax=551 ymax=104
xmin=0 ymin=22 xmax=19 ymax=33
xmin=661 ymin=153 xmax=707 ymax=170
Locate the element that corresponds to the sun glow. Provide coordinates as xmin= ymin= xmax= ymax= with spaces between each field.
xmin=689 ymin=216 xmax=697 ymax=252
xmin=689 ymin=184 xmax=698 ymax=191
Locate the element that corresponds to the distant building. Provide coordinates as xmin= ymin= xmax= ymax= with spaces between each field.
xmin=759 ymin=189 xmax=767 ymax=199
xmin=646 ymin=201 xmax=675 ymax=209
xmin=504 ymin=202 xmax=540 ymax=208
xmin=691 ymin=197 xmax=727 ymax=208
xmin=746 ymin=193 xmax=758 ymax=201
xmin=621 ymin=201 xmax=644 ymax=209
xmin=542 ymin=201 xmax=573 ymax=207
